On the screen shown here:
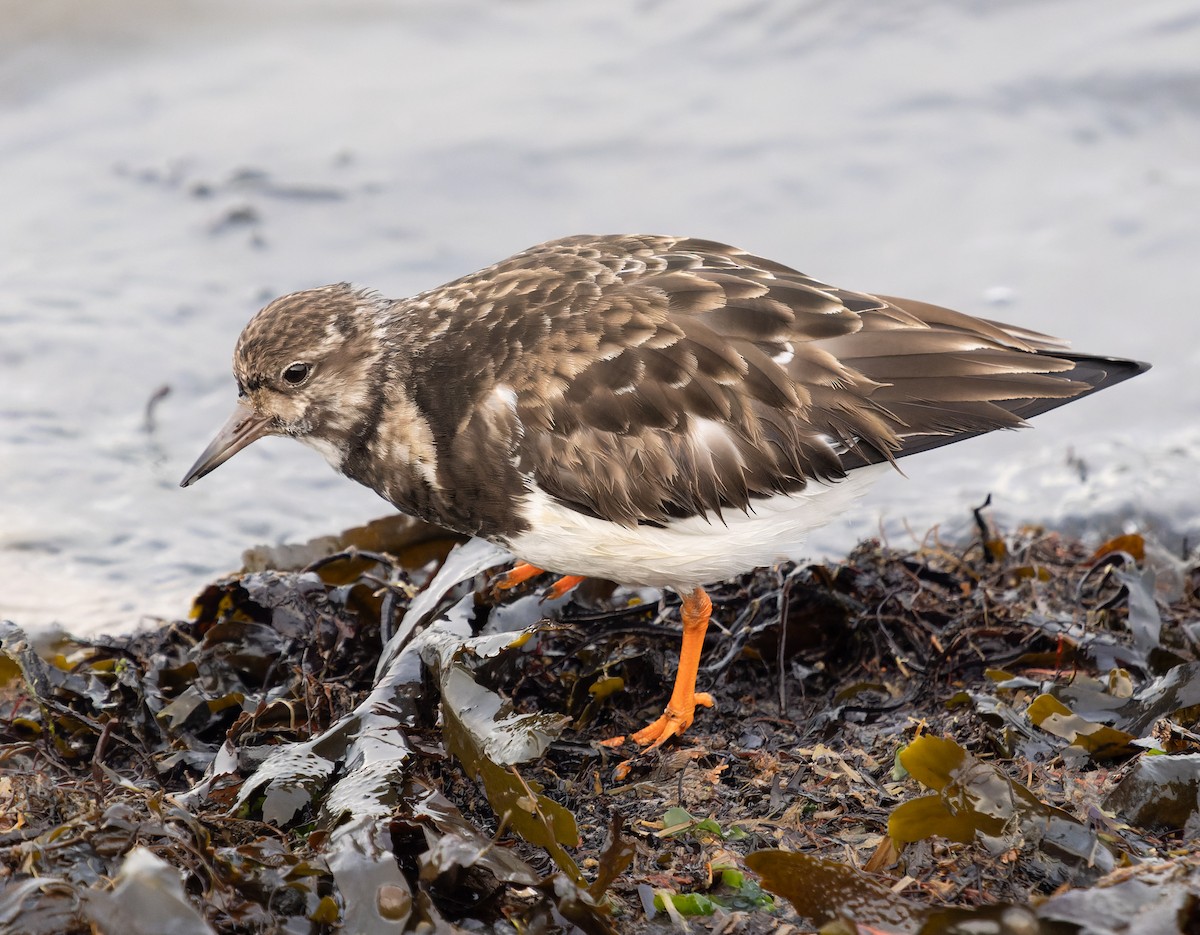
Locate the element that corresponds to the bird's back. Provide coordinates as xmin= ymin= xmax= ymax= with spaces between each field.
xmin=388 ymin=234 xmax=1145 ymax=537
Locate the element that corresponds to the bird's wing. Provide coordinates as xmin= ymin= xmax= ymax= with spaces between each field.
xmin=414 ymin=235 xmax=1118 ymax=527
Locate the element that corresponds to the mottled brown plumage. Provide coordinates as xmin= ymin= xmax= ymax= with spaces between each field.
xmin=181 ymin=234 xmax=1147 ymax=748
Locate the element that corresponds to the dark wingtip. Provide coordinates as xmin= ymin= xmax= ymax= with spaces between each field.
xmin=997 ymin=352 xmax=1149 ymax=425
xmin=1058 ymin=353 xmax=1151 ymax=393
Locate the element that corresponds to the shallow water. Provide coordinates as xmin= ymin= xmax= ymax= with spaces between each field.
xmin=3 ymin=0 xmax=1197 ymax=632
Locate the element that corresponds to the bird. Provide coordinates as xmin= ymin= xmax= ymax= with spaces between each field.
xmin=180 ymin=234 xmax=1148 ymax=750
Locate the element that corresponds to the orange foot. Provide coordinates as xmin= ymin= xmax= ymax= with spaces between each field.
xmin=494 ymin=563 xmax=586 ymax=601
xmin=630 ymin=691 xmax=715 ymax=749
xmin=543 ymin=574 xmax=585 ymax=601
xmin=607 ymin=586 xmax=714 ymax=763
xmin=494 ymin=561 xmax=545 ymax=590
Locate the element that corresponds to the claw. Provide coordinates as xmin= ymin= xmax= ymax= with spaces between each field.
xmin=630 ymin=691 xmax=714 ymax=749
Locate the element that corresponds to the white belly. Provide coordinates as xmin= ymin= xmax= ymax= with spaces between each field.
xmin=505 ymin=463 xmax=888 ymax=589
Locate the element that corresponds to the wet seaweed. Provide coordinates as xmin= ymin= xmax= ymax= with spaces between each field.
xmin=2 ymin=520 xmax=1199 ymax=932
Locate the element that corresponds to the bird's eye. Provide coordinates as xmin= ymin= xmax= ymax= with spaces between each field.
xmin=282 ymin=362 xmax=312 ymax=386
xmin=282 ymin=360 xmax=314 ymax=386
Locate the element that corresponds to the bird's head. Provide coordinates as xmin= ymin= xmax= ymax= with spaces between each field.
xmin=180 ymin=283 xmax=391 ymax=486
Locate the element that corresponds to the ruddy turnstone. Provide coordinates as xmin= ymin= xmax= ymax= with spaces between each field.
xmin=181 ymin=234 xmax=1147 ymax=748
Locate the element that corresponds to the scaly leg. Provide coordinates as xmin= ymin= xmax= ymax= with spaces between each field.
xmin=629 ymin=587 xmax=715 ymax=749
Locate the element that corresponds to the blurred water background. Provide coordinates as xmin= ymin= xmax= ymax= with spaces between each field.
xmin=2 ymin=0 xmax=1197 ymax=632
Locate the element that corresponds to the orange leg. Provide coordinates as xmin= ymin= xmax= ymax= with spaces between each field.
xmin=494 ymin=562 xmax=545 ymax=590
xmin=629 ymin=587 xmax=715 ymax=749
xmin=544 ymin=574 xmax=586 ymax=601
xmin=495 ymin=563 xmax=586 ymax=602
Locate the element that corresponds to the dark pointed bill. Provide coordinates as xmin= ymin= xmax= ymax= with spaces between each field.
xmin=179 ymin=401 xmax=273 ymax=487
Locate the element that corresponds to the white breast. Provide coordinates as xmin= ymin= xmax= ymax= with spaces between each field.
xmin=505 ymin=463 xmax=888 ymax=589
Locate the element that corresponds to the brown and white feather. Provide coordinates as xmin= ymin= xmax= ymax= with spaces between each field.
xmin=221 ymin=234 xmax=1145 ymax=586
